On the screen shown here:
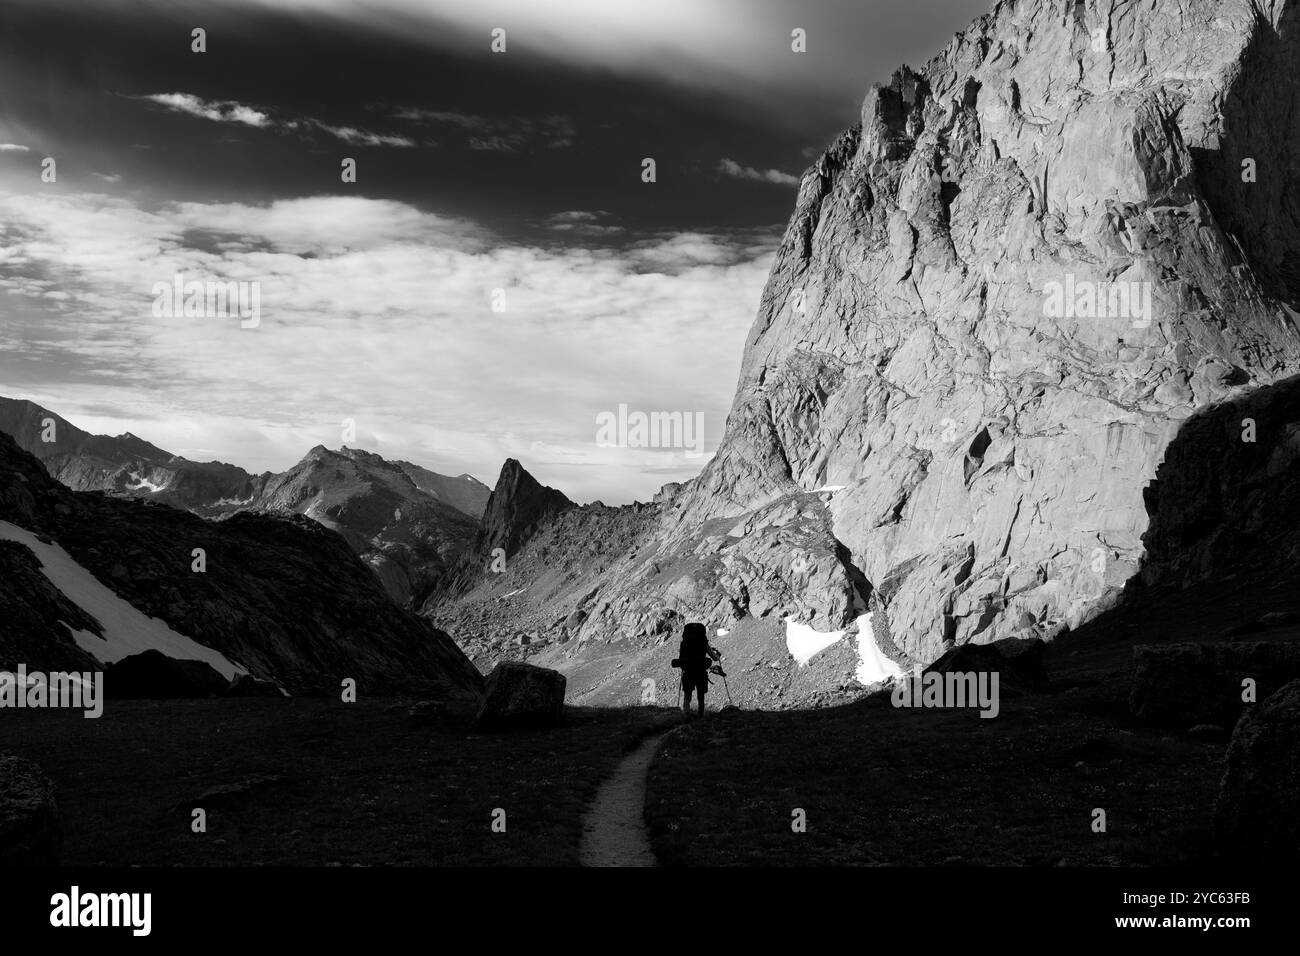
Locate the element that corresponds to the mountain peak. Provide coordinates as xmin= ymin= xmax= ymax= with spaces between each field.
xmin=477 ymin=459 xmax=572 ymax=559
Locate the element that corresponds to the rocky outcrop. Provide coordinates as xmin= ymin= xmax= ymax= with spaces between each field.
xmin=0 ymin=431 xmax=484 ymax=697
xmin=476 ymin=662 xmax=566 ymax=728
xmin=1138 ymin=375 xmax=1300 ymax=588
xmin=0 ymin=754 xmax=61 ymax=866
xmin=925 ymin=636 xmax=1048 ymax=694
xmin=253 ymin=445 xmax=479 ymax=606
xmin=1216 ymin=677 xmax=1300 ymax=858
xmin=471 ymin=459 xmax=573 ymax=564
xmin=104 ymin=649 xmax=231 ymax=699
xmin=1129 ymin=641 xmax=1300 ymax=728
xmin=393 ymin=460 xmax=490 ymax=519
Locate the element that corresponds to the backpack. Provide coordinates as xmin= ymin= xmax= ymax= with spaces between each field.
xmin=679 ymin=622 xmax=709 ymax=671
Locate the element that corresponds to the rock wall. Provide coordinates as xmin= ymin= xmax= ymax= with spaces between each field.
xmin=671 ymin=0 xmax=1300 ymax=663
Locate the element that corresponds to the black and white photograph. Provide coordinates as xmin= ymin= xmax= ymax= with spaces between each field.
xmin=0 ymin=0 xmax=1294 ymax=937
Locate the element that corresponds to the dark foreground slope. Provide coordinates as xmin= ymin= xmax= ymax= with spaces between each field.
xmin=647 ymin=377 xmax=1300 ymax=864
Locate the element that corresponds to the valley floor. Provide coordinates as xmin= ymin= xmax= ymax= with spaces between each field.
xmin=0 ymin=699 xmax=675 ymax=866
xmin=4 ymin=570 xmax=1296 ymax=866
xmin=646 ymin=572 xmax=1300 ymax=866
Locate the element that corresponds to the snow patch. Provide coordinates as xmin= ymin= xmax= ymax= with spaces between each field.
xmin=715 ymin=628 xmax=729 ymax=637
xmin=126 ymin=471 xmax=166 ymax=493
xmin=503 ymin=587 xmax=526 ymax=598
xmin=855 ymin=612 xmax=904 ymax=684
xmin=784 ymin=617 xmax=845 ymax=665
xmin=211 ymin=495 xmax=253 ymax=507
xmin=784 ymin=613 xmax=906 ymax=682
xmin=0 ymin=520 xmax=246 ymax=679
xmin=812 ymin=484 xmax=846 ymax=493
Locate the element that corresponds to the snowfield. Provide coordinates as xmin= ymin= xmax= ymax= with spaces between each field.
xmin=0 ymin=520 xmax=246 ymax=679
xmin=783 ymin=616 xmax=846 ymax=664
xmin=126 ymin=471 xmax=167 ymax=493
xmin=784 ymin=612 xmax=905 ymax=685
xmin=854 ymin=612 xmax=904 ymax=684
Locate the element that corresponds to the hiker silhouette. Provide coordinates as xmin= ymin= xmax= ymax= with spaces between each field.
xmin=675 ymin=622 xmax=711 ymax=717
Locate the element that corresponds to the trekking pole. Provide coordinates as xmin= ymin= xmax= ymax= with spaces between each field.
xmin=722 ymin=671 xmax=734 ymax=706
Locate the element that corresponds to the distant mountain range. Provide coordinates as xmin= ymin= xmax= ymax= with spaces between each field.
xmin=0 ymin=397 xmax=490 ymax=606
xmin=0 ymin=428 xmax=483 ymax=696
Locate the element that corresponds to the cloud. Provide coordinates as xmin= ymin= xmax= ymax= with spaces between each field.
xmin=137 ymin=93 xmax=416 ymax=148
xmin=141 ymin=93 xmax=272 ymax=128
xmin=0 ymin=191 xmax=777 ymax=503
xmin=718 ymin=158 xmax=800 ymax=187
xmin=0 ymin=144 xmax=30 ymax=152
xmin=308 ymin=122 xmax=416 ymax=148
xmin=92 ymin=172 xmax=123 ymax=183
xmin=202 ymin=0 xmax=993 ymax=129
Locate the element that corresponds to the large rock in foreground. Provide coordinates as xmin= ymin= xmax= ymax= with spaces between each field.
xmin=1216 ymin=678 xmax=1300 ymax=858
xmin=105 ymin=650 xmax=233 ymax=699
xmin=1129 ymin=642 xmax=1300 ymax=727
xmin=0 ymin=754 xmax=61 ymax=866
xmin=476 ymin=662 xmax=566 ymax=729
xmin=925 ymin=637 xmax=1049 ymax=694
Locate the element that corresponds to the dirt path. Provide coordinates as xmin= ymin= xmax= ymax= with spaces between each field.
xmin=579 ymin=731 xmax=670 ymax=867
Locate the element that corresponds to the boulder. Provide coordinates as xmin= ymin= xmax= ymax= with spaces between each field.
xmin=0 ymin=754 xmax=61 ymax=866
xmin=924 ymin=637 xmax=1049 ymax=693
xmin=104 ymin=649 xmax=231 ymax=699
xmin=1215 ymin=678 xmax=1300 ymax=858
xmin=1129 ymin=642 xmax=1300 ymax=728
xmin=476 ymin=662 xmax=566 ymax=729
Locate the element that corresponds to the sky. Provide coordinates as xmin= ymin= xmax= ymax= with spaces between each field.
xmin=0 ymin=0 xmax=990 ymax=503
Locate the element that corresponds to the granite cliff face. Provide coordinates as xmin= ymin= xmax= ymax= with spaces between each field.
xmin=434 ymin=0 xmax=1300 ymax=705
xmin=676 ymin=0 xmax=1300 ymax=666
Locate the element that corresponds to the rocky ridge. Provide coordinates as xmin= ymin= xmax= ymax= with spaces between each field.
xmin=0 ymin=397 xmax=490 ymax=605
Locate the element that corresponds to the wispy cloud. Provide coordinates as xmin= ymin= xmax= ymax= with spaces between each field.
xmin=140 ymin=93 xmax=272 ymax=128
xmin=309 ymin=122 xmax=415 ymax=148
xmin=137 ymin=92 xmax=416 ymax=148
xmin=717 ymin=158 xmax=800 ymax=187
xmin=0 ymin=144 xmax=31 ymax=152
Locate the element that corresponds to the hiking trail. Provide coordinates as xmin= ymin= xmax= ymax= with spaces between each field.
xmin=579 ymin=729 xmax=672 ymax=866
